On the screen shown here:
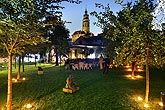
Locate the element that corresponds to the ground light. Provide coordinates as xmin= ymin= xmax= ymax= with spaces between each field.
xmin=134 ymin=95 xmax=164 ymax=109
xmin=124 ymin=64 xmax=144 ymax=72
xmin=12 ymin=77 xmax=28 ymax=83
xmin=26 ymin=104 xmax=32 ymax=109
xmin=125 ymin=68 xmax=132 ymax=71
xmin=22 ymin=103 xmax=34 ymax=109
xmin=159 ymin=102 xmax=163 ymax=106
xmin=22 ymin=77 xmax=26 ymax=80
xmin=124 ymin=64 xmax=131 ymax=68
xmin=144 ymin=103 xmax=150 ymax=108
xmin=137 ymin=68 xmax=144 ymax=72
xmin=12 ymin=78 xmax=18 ymax=82
xmin=137 ymin=96 xmax=143 ymax=101
xmin=131 ymin=77 xmax=135 ymax=79
xmin=135 ymin=75 xmax=143 ymax=78
xmin=124 ymin=74 xmax=143 ymax=80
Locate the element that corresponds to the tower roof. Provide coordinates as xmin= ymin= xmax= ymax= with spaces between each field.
xmin=85 ymin=9 xmax=88 ymax=15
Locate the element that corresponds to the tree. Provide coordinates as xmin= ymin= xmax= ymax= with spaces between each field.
xmin=45 ymin=17 xmax=70 ymax=65
xmin=91 ymin=3 xmax=120 ymax=61
xmin=0 ymin=1 xmax=43 ymax=110
xmin=36 ymin=0 xmax=82 ymax=65
xmin=0 ymin=18 xmax=44 ymax=110
xmin=0 ymin=1 xmax=82 ymax=109
xmin=16 ymin=44 xmax=45 ymax=80
xmin=92 ymin=0 xmax=165 ymax=104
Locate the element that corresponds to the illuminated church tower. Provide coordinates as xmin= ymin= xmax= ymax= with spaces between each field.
xmin=72 ymin=9 xmax=93 ymax=42
xmin=82 ymin=9 xmax=90 ymax=33
xmin=70 ymin=9 xmax=95 ymax=59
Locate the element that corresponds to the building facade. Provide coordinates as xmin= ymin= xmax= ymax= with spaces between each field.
xmin=69 ymin=9 xmax=104 ymax=59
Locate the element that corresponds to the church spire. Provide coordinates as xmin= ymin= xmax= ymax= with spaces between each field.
xmin=85 ymin=8 xmax=87 ymax=15
xmin=82 ymin=8 xmax=90 ymax=33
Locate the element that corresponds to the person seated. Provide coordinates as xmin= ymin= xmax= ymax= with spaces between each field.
xmin=88 ymin=63 xmax=93 ymax=69
xmin=79 ymin=60 xmax=84 ymax=70
xmin=72 ymin=59 xmax=79 ymax=70
xmin=84 ymin=63 xmax=89 ymax=69
xmin=74 ymin=63 xmax=79 ymax=70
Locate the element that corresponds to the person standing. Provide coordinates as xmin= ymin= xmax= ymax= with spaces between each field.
xmin=99 ymin=54 xmax=104 ymax=70
xmin=64 ymin=58 xmax=70 ymax=69
xmin=103 ymin=55 xmax=110 ymax=75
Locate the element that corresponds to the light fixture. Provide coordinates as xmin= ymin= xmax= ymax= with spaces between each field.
xmin=131 ymin=77 xmax=135 ymax=79
xmin=26 ymin=104 xmax=32 ymax=109
xmin=136 ymin=75 xmax=143 ymax=78
xmin=137 ymin=96 xmax=143 ymax=101
xmin=144 ymin=103 xmax=149 ymax=108
xmin=159 ymin=102 xmax=163 ymax=107
xmin=127 ymin=75 xmax=131 ymax=77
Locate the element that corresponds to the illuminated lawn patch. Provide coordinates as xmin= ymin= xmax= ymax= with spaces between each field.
xmin=0 ymin=64 xmax=164 ymax=110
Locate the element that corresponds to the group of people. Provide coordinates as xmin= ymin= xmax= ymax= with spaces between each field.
xmin=64 ymin=54 xmax=111 ymax=74
xmin=64 ymin=59 xmax=95 ymax=70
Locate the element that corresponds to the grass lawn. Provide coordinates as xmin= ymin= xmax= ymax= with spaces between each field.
xmin=0 ymin=63 xmax=165 ymax=110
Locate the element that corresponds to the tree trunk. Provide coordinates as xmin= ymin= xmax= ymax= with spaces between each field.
xmin=7 ymin=53 xmax=13 ymax=110
xmin=17 ymin=56 xmax=21 ymax=80
xmin=145 ymin=48 xmax=150 ymax=103
xmin=131 ymin=62 xmax=136 ymax=78
xmin=22 ymin=56 xmax=24 ymax=72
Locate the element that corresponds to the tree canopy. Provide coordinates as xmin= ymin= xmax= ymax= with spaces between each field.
xmin=91 ymin=0 xmax=165 ymax=67
xmin=92 ymin=0 xmax=165 ymax=104
xmin=0 ymin=0 xmax=82 ymax=109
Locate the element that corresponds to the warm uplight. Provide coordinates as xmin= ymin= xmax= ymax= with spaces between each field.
xmin=137 ymin=96 xmax=143 ymax=101
xmin=26 ymin=104 xmax=32 ymax=109
xmin=12 ymin=78 xmax=18 ymax=82
xmin=159 ymin=102 xmax=163 ymax=106
xmin=136 ymin=75 xmax=141 ymax=77
xmin=135 ymin=75 xmax=143 ymax=78
xmin=137 ymin=69 xmax=143 ymax=72
xmin=127 ymin=75 xmax=132 ymax=77
xmin=131 ymin=77 xmax=135 ymax=79
xmin=125 ymin=68 xmax=132 ymax=71
xmin=125 ymin=75 xmax=135 ymax=79
xmin=125 ymin=65 xmax=131 ymax=68
xmin=22 ymin=77 xmax=26 ymax=80
xmin=124 ymin=75 xmax=143 ymax=80
xmin=144 ymin=103 xmax=149 ymax=108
